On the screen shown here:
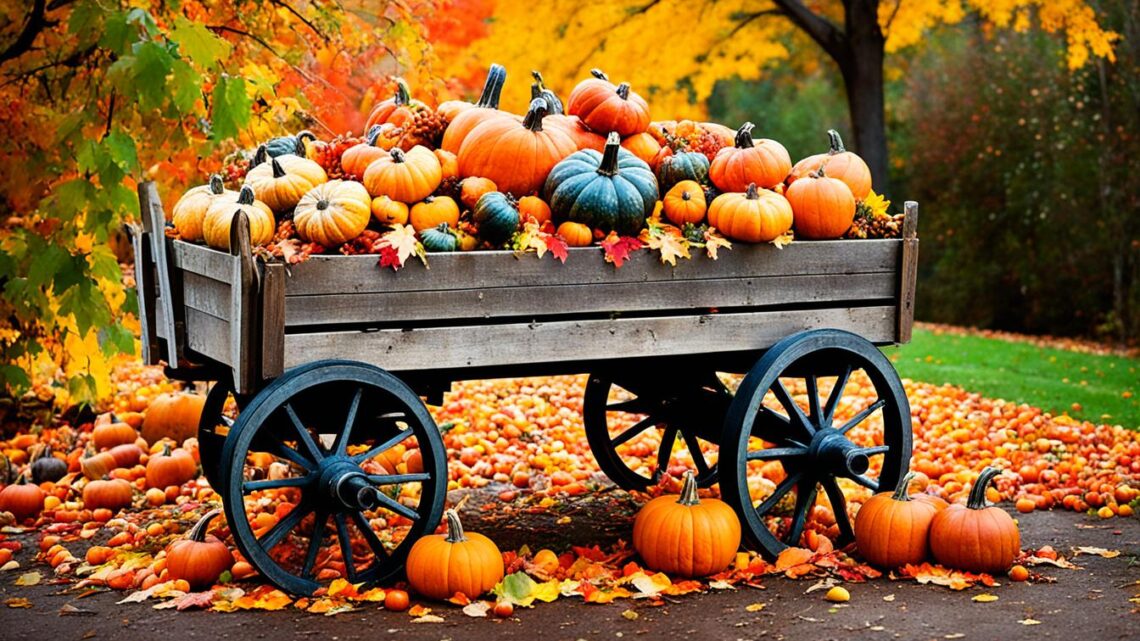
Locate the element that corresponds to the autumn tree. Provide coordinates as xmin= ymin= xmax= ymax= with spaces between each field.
xmin=437 ymin=0 xmax=1119 ymax=195
xmin=0 ymin=0 xmax=443 ymax=404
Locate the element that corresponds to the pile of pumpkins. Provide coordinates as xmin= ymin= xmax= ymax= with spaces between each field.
xmin=170 ymin=64 xmax=874 ymax=254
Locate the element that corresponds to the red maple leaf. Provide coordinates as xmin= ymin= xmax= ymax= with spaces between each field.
xmin=600 ymin=233 xmax=643 ymax=268
xmin=377 ymin=245 xmax=402 ymax=270
xmin=545 ymin=234 xmax=569 ymax=263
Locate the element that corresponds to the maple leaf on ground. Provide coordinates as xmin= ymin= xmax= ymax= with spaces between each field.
xmin=375 ymin=224 xmax=426 ymax=271
xmin=511 ymin=220 xmax=569 ymax=263
xmin=600 ymin=233 xmax=643 ymax=268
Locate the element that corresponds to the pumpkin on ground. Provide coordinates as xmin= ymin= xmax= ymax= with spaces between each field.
xmin=365 ymin=77 xmax=429 ymax=130
xmin=557 ymin=221 xmax=594 ymax=247
xmin=566 ymin=69 xmax=650 ymax=137
xmin=709 ymin=122 xmax=792 ymax=192
xmin=406 ymin=509 xmax=504 ymax=600
xmin=473 ymin=192 xmax=522 ymax=244
xmin=409 ymin=195 xmax=460 ymax=232
xmin=92 ymin=415 xmax=138 ymax=450
xmin=441 ymin=65 xmax=509 ymax=154
xmin=83 ymin=477 xmax=134 ymax=512
xmin=420 ymin=223 xmax=459 ymax=252
xmin=438 ymin=63 xmax=508 ymax=123
xmin=81 ymin=450 xmax=120 ymax=480
xmin=293 ymin=180 xmax=372 ymax=247
xmin=202 ymin=186 xmax=275 ymax=251
xmin=632 ymin=471 xmax=740 ymax=577
xmin=544 ymin=132 xmax=658 ymax=236
xmin=165 ymin=509 xmax=234 ymax=589
xmin=243 ymin=150 xmax=328 ymax=212
xmin=459 ymin=98 xmax=577 ymax=198
xmin=371 ymin=196 xmax=410 ymax=226
xmin=0 ymin=474 xmax=44 ymax=521
xmin=854 ymin=472 xmax=947 ymax=568
xmin=929 ymin=467 xmax=1021 ymax=574
xmin=662 ymin=180 xmax=707 ymax=226
xmin=788 ymin=129 xmax=872 ymax=200
xmin=172 ymin=175 xmax=236 ymax=242
xmin=145 ymin=443 xmax=198 ymax=489
xmin=655 ymin=149 xmax=710 ymax=191
xmin=30 ymin=447 xmax=68 ymax=484
xmin=141 ymin=393 xmax=205 ymax=444
xmin=784 ymin=165 xmax=856 ymax=239
xmin=363 ymin=147 xmax=442 ymax=204
xmin=707 ymin=183 xmax=792 ymax=243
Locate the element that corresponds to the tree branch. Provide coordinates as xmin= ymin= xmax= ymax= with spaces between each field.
xmin=269 ymin=0 xmax=328 ymax=42
xmin=771 ymin=0 xmax=849 ymax=61
xmin=0 ymin=0 xmax=47 ymax=64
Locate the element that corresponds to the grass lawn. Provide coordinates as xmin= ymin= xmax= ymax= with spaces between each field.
xmin=884 ymin=328 xmax=1140 ymax=430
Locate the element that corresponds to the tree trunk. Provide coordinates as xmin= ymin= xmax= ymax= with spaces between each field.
xmin=839 ymin=0 xmax=891 ymax=195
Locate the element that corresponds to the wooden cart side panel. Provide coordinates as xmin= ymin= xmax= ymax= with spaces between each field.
xmin=283 ymin=271 xmax=898 ymax=327
xmin=260 ymin=263 xmax=286 ymax=380
xmin=138 ymin=182 xmax=182 ymax=366
xmin=185 ymin=308 xmax=231 ymax=364
xmin=228 ymin=213 xmax=260 ymax=394
xmin=897 ymin=202 xmax=920 ymax=343
xmin=283 ymin=305 xmax=898 ymax=373
xmin=127 ymin=224 xmax=160 ymax=365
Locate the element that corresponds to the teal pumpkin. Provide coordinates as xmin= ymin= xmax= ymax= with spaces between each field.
xmin=656 ymin=151 xmax=709 ymax=191
xmin=473 ymin=192 xmax=522 ymax=244
xmin=544 ymin=132 xmax=658 ymax=236
xmin=420 ymin=223 xmax=459 ymax=252
xmin=263 ymin=130 xmax=316 ymax=158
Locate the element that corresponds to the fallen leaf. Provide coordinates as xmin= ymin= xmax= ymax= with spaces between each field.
xmin=1019 ymin=618 xmax=1042 ymax=625
xmin=769 ymin=230 xmax=794 ymax=249
xmin=630 ymin=572 xmax=671 ymax=597
xmin=462 ymin=601 xmax=491 ymax=618
xmin=945 ymin=634 xmax=965 ymax=639
xmin=408 ymin=604 xmax=431 ymax=617
xmin=411 ymin=614 xmax=446 ymax=623
xmin=708 ymin=580 xmax=735 ymax=590
xmin=621 ymin=608 xmax=639 ymax=620
xmin=745 ymin=602 xmax=766 ymax=612
xmin=601 ymin=233 xmax=643 ymax=268
xmin=6 ymin=597 xmax=32 ymax=608
xmin=972 ymin=594 xmax=999 ymax=602
xmin=805 ymin=578 xmax=838 ymax=594
xmin=1073 ymin=546 xmax=1120 ymax=558
xmin=1022 ymin=555 xmax=1079 ymax=569
xmin=59 ymin=603 xmax=96 ymax=616
xmin=883 ymin=594 xmax=896 ymax=602
xmin=775 ymin=547 xmax=814 ymax=572
xmin=14 ymin=571 xmax=41 ymax=586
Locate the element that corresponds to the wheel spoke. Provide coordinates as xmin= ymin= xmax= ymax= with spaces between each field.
xmin=606 ymin=397 xmax=652 ymax=414
xmin=301 ymin=510 xmax=328 ymax=579
xmin=786 ymin=481 xmax=818 ymax=546
xmin=822 ymin=365 xmax=853 ymax=427
xmin=262 ymin=436 xmax=313 ymax=470
xmin=374 ymin=492 xmax=420 ymax=522
xmin=350 ymin=510 xmax=390 ymax=562
xmin=655 ymin=424 xmax=678 ymax=479
xmin=838 ymin=399 xmax=886 ymax=434
xmin=243 ymin=475 xmax=313 ymax=494
xmin=332 ymin=387 xmax=363 ymax=456
xmin=746 ymin=446 xmax=809 ymax=461
xmin=821 ymin=477 xmax=854 ymax=545
xmin=258 ymin=501 xmax=312 ymax=551
xmin=773 ymin=380 xmax=814 ymax=437
xmin=849 ymin=474 xmax=880 ymax=491
xmin=352 ymin=427 xmax=413 ymax=463
xmin=754 ymin=471 xmax=804 ymax=515
xmin=681 ymin=430 xmax=710 ymax=477
xmin=283 ymin=402 xmax=324 ymax=463
xmin=856 ymin=445 xmax=891 ymax=457
xmin=751 ymin=406 xmax=802 ymax=445
xmin=806 ymin=376 xmax=821 ymax=426
xmin=367 ymin=473 xmax=431 ymax=485
xmin=611 ymin=415 xmax=657 ymax=446
xmin=334 ymin=513 xmax=357 ymax=582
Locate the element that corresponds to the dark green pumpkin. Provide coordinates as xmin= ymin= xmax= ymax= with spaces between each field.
xmin=656 ymin=151 xmax=709 ymax=191
xmin=531 ymin=71 xmax=564 ymax=115
xmin=263 ymin=130 xmax=316 ymax=158
xmin=473 ymin=191 xmax=521 ymax=244
xmin=544 ymin=132 xmax=658 ymax=236
xmin=420 ymin=223 xmax=458 ymax=252
xmin=31 ymin=447 xmax=67 ymax=484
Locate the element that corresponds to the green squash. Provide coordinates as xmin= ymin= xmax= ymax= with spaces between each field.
xmin=420 ymin=223 xmax=458 ymax=252
xmin=656 ymin=151 xmax=709 ymax=191
xmin=473 ymin=192 xmax=521 ymax=244
xmin=263 ymin=130 xmax=317 ymax=159
xmin=544 ymin=132 xmax=658 ymax=236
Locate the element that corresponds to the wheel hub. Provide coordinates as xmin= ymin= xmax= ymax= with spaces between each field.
xmin=807 ymin=427 xmax=870 ymax=477
xmin=317 ymin=457 xmax=382 ymax=511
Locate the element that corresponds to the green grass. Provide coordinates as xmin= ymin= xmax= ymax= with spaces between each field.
xmin=883 ymin=329 xmax=1140 ymax=430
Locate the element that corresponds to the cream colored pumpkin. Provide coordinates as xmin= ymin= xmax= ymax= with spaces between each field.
xmin=172 ymin=175 xmax=237 ymax=242
xmin=293 ymin=180 xmax=372 ymax=247
xmin=202 ymin=186 xmax=275 ymax=251
xmin=244 ymin=152 xmax=327 ymax=212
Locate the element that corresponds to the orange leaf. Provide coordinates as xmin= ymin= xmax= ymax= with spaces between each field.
xmin=775 ymin=547 xmax=815 ymax=572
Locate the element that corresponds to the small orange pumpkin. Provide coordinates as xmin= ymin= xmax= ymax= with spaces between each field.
xmin=0 ymin=473 xmax=45 ymax=521
xmin=406 ymin=509 xmax=504 ymax=600
xmin=707 ymin=183 xmax=793 ymax=243
xmin=141 ymin=393 xmax=205 ymax=444
xmin=787 ymin=129 xmax=872 ymax=200
xmin=930 ymin=467 xmax=1021 ymax=574
xmin=243 ymin=150 xmax=328 ymax=212
xmin=632 ymin=471 xmax=741 ymax=577
xmin=785 ymin=165 xmax=856 ymax=240
xmin=709 ymin=122 xmax=792 ymax=191
xmin=145 ymin=443 xmax=198 ymax=490
xmin=202 ymin=185 xmax=276 ymax=251
xmin=165 ymin=509 xmax=234 ymax=589
xmin=172 ymin=175 xmax=237 ymax=242
xmin=556 ymin=221 xmax=593 ymax=247
xmin=621 ymin=132 xmax=661 ymax=165
xmin=854 ymin=472 xmax=947 ymax=568
xmin=362 ymin=147 xmax=442 ymax=204
xmin=365 ymin=77 xmax=428 ymax=130
xmin=293 ymin=180 xmax=372 ymax=247
xmin=566 ymin=69 xmax=650 ymax=137
xmin=662 ymin=180 xmax=707 ymax=226
xmin=409 ymin=195 xmax=460 ymax=232
xmin=459 ymin=177 xmax=498 ymax=210
xmin=371 ymin=196 xmax=410 ymax=226
xmin=83 ymin=477 xmax=134 ymax=512
xmin=518 ymin=196 xmax=552 ymax=224
xmin=93 ymin=417 xmax=138 ymax=450
xmin=340 ymin=126 xmax=390 ymax=179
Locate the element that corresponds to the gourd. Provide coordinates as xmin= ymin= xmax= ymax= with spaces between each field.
xmin=244 ymin=150 xmax=328 ymax=212
xmin=632 ymin=471 xmax=740 ymax=577
xmin=141 ymin=393 xmax=206 ymax=445
xmin=458 ymin=98 xmax=577 ymax=197
xmin=655 ymin=150 xmax=710 ymax=191
xmin=788 ymin=129 xmax=872 ymax=200
xmin=566 ymin=69 xmax=650 ymax=137
xmin=371 ymin=196 xmax=410 ymax=226
xmin=362 ymin=147 xmax=442 ymax=204
xmin=929 ymin=467 xmax=1020 ymax=574
xmin=473 ymin=192 xmax=521 ymax=244
xmin=145 ymin=443 xmax=198 ymax=489
xmin=405 ymin=509 xmax=504 ymax=600
xmin=165 ymin=509 xmax=234 ymax=589
xmin=293 ymin=180 xmax=372 ymax=247
xmin=854 ymin=472 xmax=947 ymax=568
xmin=707 ymin=183 xmax=793 ymax=243
xmin=409 ymin=195 xmax=460 ymax=232
xmin=708 ymin=122 xmax=792 ymax=191
xmin=785 ymin=165 xmax=856 ymax=240
xmin=30 ymin=447 xmax=68 ymax=484
xmin=544 ymin=132 xmax=658 ymax=236
xmin=662 ymin=180 xmax=707 ymax=226
xmin=172 ymin=175 xmax=237 ymax=242
xmin=621 ymin=132 xmax=661 ymax=165
xmin=262 ymin=130 xmax=316 ymax=158
xmin=420 ymin=223 xmax=459 ymax=252
xmin=202 ymin=185 xmax=276 ymax=251
xmin=459 ymin=177 xmax=498 ymax=210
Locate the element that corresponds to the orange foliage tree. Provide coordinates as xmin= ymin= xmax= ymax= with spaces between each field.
xmin=0 ymin=0 xmax=442 ymax=404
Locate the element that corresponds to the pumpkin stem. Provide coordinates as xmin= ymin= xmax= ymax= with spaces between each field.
xmin=676 ymin=471 xmax=701 ymax=506
xmin=891 ymin=472 xmax=917 ymax=502
xmin=295 ymin=130 xmax=316 ymax=155
xmin=365 ymin=125 xmax=383 ymax=147
xmin=522 ymin=98 xmax=549 ymax=132
xmin=590 ymin=68 xmax=609 ymax=81
xmin=745 ymin=183 xmax=759 ymax=199
xmin=392 ymin=77 xmax=411 ymax=106
xmin=812 ymin=163 xmax=828 ymax=179
xmin=208 ymin=174 xmax=225 ymax=195
xmin=598 ymin=132 xmax=622 ymax=176
xmin=390 ymin=148 xmax=407 ymax=163
xmin=161 ymin=442 xmax=173 ymax=457
xmin=826 ymin=129 xmax=846 ymax=154
xmin=237 ymin=185 xmax=255 ymax=205
xmin=186 ymin=509 xmax=223 ymax=542
xmin=734 ymin=122 xmax=756 ymax=149
xmin=270 ymin=157 xmax=286 ymax=179
xmin=966 ymin=466 xmax=1002 ymax=510
xmin=14 ymin=471 xmax=28 ymax=485
xmin=251 ymin=145 xmax=268 ymax=169
xmin=443 ymin=508 xmax=468 ymax=543
xmin=476 ymin=63 xmax=506 ymax=109
xmin=316 ymin=199 xmax=329 ymax=211
xmin=616 ymin=82 xmax=631 ymax=100
xmin=681 ymin=190 xmax=691 ymax=201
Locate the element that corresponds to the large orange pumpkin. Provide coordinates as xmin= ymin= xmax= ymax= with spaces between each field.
xmin=854 ymin=472 xmax=947 ymax=568
xmin=0 ymin=474 xmax=44 ymax=521
xmin=458 ymin=98 xmax=577 ymax=197
xmin=566 ymin=69 xmax=650 ymax=137
xmin=141 ymin=393 xmax=205 ymax=444
xmin=440 ymin=66 xmax=510 ymax=154
xmin=165 ymin=509 xmax=234 ymax=589
xmin=437 ymin=63 xmax=507 ymax=123
xmin=930 ymin=467 xmax=1020 ymax=574
xmin=405 ymin=509 xmax=504 ymax=600
xmin=708 ymin=122 xmax=792 ymax=191
xmin=707 ymin=183 xmax=793 ymax=243
xmin=784 ymin=165 xmax=856 ymax=240
xmin=621 ymin=132 xmax=661 ymax=165
xmin=362 ymin=147 xmax=442 ymax=204
xmin=544 ymin=114 xmax=606 ymax=152
xmin=787 ymin=129 xmax=872 ymax=200
xmin=145 ymin=443 xmax=198 ymax=489
xmin=632 ymin=471 xmax=740 ymax=577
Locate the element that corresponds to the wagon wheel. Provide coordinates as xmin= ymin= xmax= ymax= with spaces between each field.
xmin=220 ymin=360 xmax=447 ymax=595
xmin=719 ymin=329 xmax=911 ymax=558
xmin=584 ymin=369 xmax=729 ymax=491
xmin=198 ymin=377 xmax=250 ymax=494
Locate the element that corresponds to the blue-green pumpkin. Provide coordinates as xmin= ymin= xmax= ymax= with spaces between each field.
xmin=544 ymin=132 xmax=657 ymax=236
xmin=420 ymin=223 xmax=458 ymax=252
xmin=655 ymin=151 xmax=709 ymax=191
xmin=262 ymin=130 xmax=316 ymax=159
xmin=473 ymin=191 xmax=521 ymax=244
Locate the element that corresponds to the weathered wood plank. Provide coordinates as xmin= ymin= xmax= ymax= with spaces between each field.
xmin=284 ymin=240 xmax=902 ymax=296
xmin=260 ymin=262 xmax=286 ymax=380
xmin=171 ymin=241 xmax=236 ymax=282
xmin=283 ymin=305 xmax=897 ymax=373
xmin=128 ymin=224 xmax=159 ymax=365
xmin=182 ymin=272 xmax=232 ymax=320
xmin=897 ymin=201 xmax=920 ymax=344
xmin=185 ymin=308 xmax=231 ymax=365
xmin=139 ymin=182 xmax=180 ymax=365
xmin=229 ymin=213 xmax=259 ymax=394
xmin=283 ymin=272 xmax=898 ymax=327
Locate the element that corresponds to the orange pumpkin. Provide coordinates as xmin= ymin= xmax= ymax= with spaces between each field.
xmin=293 ymin=180 xmax=372 ymax=247
xmin=440 ymin=66 xmax=510 ymax=154
xmin=438 ymin=64 xmax=507 ymax=123
xmin=930 ymin=467 xmax=1020 ymax=574
xmin=83 ymin=477 xmax=134 ymax=512
xmin=621 ymin=132 xmax=661 ymax=165
xmin=362 ymin=147 xmax=442 ymax=204
xmin=371 ymin=196 xmax=410 ymax=226
xmin=544 ymin=114 xmax=606 ymax=152
xmin=662 ymin=180 xmax=707 ymax=226
xmin=709 ymin=122 xmax=792 ymax=191
xmin=172 ymin=175 xmax=237 ymax=242
xmin=141 ymin=393 xmax=205 ymax=444
xmin=566 ymin=69 xmax=650 ymax=137
xmin=854 ymin=472 xmax=947 ymax=568
xmin=165 ymin=509 xmax=234 ymax=589
xmin=406 ymin=509 xmax=504 ymax=600
xmin=518 ymin=196 xmax=552 ymax=224
xmin=340 ymin=126 xmax=390 ymax=179
xmin=409 ymin=196 xmax=460 ymax=232
xmin=459 ymin=177 xmax=498 ymax=210
xmin=632 ymin=471 xmax=741 ymax=577
xmin=365 ymin=77 xmax=428 ymax=130
xmin=93 ymin=417 xmax=138 ymax=450
xmin=785 ymin=165 xmax=856 ymax=240
xmin=0 ymin=474 xmax=44 ymax=521
xmin=708 ymin=183 xmax=793 ymax=243
xmin=435 ymin=149 xmax=459 ymax=181
xmin=787 ymin=129 xmax=872 ymax=200
xmin=146 ymin=443 xmax=198 ymax=489
xmin=243 ymin=152 xmax=328 ymax=212
xmin=81 ymin=450 xmax=120 ymax=480
xmin=458 ymin=98 xmax=577 ymax=197
xmin=557 ymin=221 xmax=593 ymax=247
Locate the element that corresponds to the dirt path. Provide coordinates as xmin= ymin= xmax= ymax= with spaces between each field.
xmin=2 ymin=508 xmax=1137 ymax=641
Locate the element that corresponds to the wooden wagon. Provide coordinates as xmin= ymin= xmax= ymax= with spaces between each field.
xmin=131 ymin=181 xmax=919 ymax=595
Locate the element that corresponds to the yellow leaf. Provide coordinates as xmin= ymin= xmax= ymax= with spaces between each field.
xmin=1019 ymin=619 xmax=1042 ymax=625
xmin=769 ymin=230 xmax=794 ymax=249
xmin=621 ymin=609 xmax=639 ymax=620
xmin=630 ymin=572 xmax=672 ymax=596
xmin=972 ymin=594 xmax=999 ymax=602
xmin=1073 ymin=546 xmax=1120 ymax=558
xmin=14 ymin=572 xmax=41 ymax=586
xmin=745 ymin=602 xmax=766 ymax=612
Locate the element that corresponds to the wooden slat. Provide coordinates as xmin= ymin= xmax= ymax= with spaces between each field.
xmin=128 ymin=224 xmax=159 ymax=365
xmin=283 ymin=272 xmax=898 ymax=327
xmin=229 ymin=213 xmax=259 ymax=394
xmin=182 ymin=272 xmax=232 ymax=320
xmin=284 ymin=240 xmax=902 ymax=296
xmin=260 ymin=262 xmax=286 ymax=380
xmin=897 ymin=201 xmax=920 ymax=344
xmin=283 ymin=306 xmax=897 ymax=373
xmin=171 ymin=241 xmax=237 ymax=282
xmin=139 ymin=182 xmax=180 ymax=365
xmin=185 ymin=308 xmax=231 ymax=365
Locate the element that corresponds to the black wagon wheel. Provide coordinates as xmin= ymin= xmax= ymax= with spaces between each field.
xmin=198 ymin=376 xmax=250 ymax=494
xmin=584 ymin=369 xmax=730 ymax=491
xmin=220 ymin=360 xmax=447 ymax=595
xmin=719 ymin=329 xmax=911 ymax=558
